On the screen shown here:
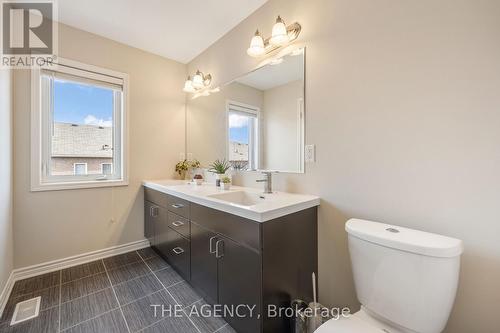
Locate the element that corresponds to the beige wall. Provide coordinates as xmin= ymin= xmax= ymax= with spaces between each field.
xmin=262 ymin=80 xmax=302 ymax=171
xmin=13 ymin=23 xmax=186 ymax=268
xmin=0 ymin=69 xmax=14 ymax=295
xmin=187 ymin=82 xmax=263 ymax=166
xmin=188 ymin=0 xmax=500 ymax=332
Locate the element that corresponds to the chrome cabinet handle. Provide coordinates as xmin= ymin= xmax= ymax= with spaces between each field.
xmin=172 ymin=247 xmax=184 ymax=255
xmin=171 ymin=204 xmax=184 ymax=209
xmin=215 ymin=240 xmax=224 ymax=258
xmin=151 ymin=206 xmax=159 ymax=217
xmin=209 ymin=236 xmax=217 ymax=254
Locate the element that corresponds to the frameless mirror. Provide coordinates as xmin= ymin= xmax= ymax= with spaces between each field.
xmin=187 ymin=47 xmax=305 ymax=173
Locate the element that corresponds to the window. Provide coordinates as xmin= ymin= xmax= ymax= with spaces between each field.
xmin=101 ymin=163 xmax=113 ymax=175
xmin=73 ymin=163 xmax=88 ymax=175
xmin=227 ymin=101 xmax=259 ymax=170
xmin=31 ymin=58 xmax=128 ymax=191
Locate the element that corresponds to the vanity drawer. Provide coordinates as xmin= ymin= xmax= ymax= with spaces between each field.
xmin=167 ymin=195 xmax=190 ymax=219
xmin=167 ymin=212 xmax=190 ymax=239
xmin=166 ymin=231 xmax=190 ymax=281
xmin=191 ymin=203 xmax=261 ymax=252
xmin=144 ymin=188 xmax=168 ymax=208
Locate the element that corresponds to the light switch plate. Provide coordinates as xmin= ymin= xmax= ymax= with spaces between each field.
xmin=179 ymin=152 xmax=185 ymax=161
xmin=187 ymin=153 xmax=193 ymax=160
xmin=305 ymin=144 xmax=315 ymax=163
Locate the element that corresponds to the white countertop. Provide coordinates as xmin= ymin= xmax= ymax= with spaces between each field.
xmin=143 ymin=179 xmax=320 ymax=222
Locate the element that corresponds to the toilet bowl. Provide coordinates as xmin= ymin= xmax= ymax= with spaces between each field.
xmin=316 ymin=219 xmax=463 ymax=333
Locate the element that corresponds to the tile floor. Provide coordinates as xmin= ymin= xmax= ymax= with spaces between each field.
xmin=0 ymin=248 xmax=236 ymax=333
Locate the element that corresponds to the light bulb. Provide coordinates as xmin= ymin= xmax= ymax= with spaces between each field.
xmin=247 ymin=30 xmax=265 ymax=57
xmin=183 ymin=76 xmax=195 ymax=93
xmin=270 ymin=16 xmax=289 ymax=46
xmin=192 ymin=70 xmax=204 ymax=89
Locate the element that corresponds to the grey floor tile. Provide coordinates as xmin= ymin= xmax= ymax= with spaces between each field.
xmin=60 ymin=288 xmax=118 ymax=330
xmin=61 ymin=272 xmax=110 ymax=303
xmin=1 ymin=306 xmax=59 ymax=333
xmin=216 ymin=324 xmax=237 ymax=333
xmin=1 ymin=285 xmax=60 ymax=324
xmin=154 ymin=267 xmax=183 ymax=288
xmin=185 ymin=301 xmax=227 ymax=333
xmin=141 ymin=314 xmax=198 ymax=333
xmin=62 ymin=309 xmax=128 ymax=333
xmin=121 ymin=290 xmax=177 ymax=332
xmin=61 ymin=261 xmax=105 ymax=283
xmin=113 ymin=273 xmax=162 ymax=306
xmin=103 ymin=251 xmax=142 ymax=270
xmin=144 ymin=256 xmax=169 ymax=272
xmin=107 ymin=261 xmax=150 ymax=285
xmin=136 ymin=247 xmax=158 ymax=260
xmin=167 ymin=281 xmax=202 ymax=308
xmin=10 ymin=271 xmax=60 ymax=297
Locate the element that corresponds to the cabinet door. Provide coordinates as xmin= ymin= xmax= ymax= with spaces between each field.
xmin=153 ymin=206 xmax=170 ymax=256
xmin=190 ymin=222 xmax=218 ymax=304
xmin=217 ymin=236 xmax=262 ymax=333
xmin=144 ymin=201 xmax=156 ymax=245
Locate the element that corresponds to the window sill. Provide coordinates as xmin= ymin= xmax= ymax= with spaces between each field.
xmin=30 ymin=179 xmax=129 ymax=192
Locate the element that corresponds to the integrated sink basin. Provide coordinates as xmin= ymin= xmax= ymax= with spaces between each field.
xmin=208 ymin=191 xmax=266 ymax=207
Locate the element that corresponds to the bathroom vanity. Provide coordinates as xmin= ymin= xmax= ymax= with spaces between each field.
xmin=143 ymin=180 xmax=319 ymax=333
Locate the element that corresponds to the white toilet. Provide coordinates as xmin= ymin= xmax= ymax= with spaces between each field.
xmin=316 ymin=219 xmax=463 ymax=333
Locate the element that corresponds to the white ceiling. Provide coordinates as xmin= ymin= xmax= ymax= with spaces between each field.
xmin=236 ymin=53 xmax=304 ymax=90
xmin=58 ymin=0 xmax=268 ymax=64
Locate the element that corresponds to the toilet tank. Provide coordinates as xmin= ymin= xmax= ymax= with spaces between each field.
xmin=346 ymin=219 xmax=463 ymax=333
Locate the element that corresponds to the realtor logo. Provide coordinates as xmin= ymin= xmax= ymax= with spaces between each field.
xmin=1 ymin=0 xmax=56 ymax=68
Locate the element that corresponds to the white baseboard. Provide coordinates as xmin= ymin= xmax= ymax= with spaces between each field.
xmin=0 ymin=271 xmax=14 ymax=319
xmin=0 ymin=238 xmax=150 ymax=318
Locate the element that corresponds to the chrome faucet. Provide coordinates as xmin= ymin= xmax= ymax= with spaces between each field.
xmin=256 ymin=171 xmax=276 ymax=194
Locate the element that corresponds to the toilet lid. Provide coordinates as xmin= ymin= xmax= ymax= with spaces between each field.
xmin=315 ymin=316 xmax=382 ymax=333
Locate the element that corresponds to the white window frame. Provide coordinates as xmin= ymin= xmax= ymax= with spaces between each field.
xmin=73 ymin=163 xmax=88 ymax=176
xmin=31 ymin=57 xmax=129 ymax=191
xmin=101 ymin=162 xmax=113 ymax=175
xmin=226 ymin=100 xmax=260 ymax=171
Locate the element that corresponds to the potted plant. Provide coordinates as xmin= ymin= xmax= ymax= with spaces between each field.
xmin=221 ymin=176 xmax=231 ymax=190
xmin=208 ymin=159 xmax=231 ymax=187
xmin=193 ymin=174 xmax=204 ymax=185
xmin=175 ymin=159 xmax=201 ymax=180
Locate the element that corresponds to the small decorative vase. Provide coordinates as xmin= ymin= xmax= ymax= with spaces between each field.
xmin=179 ymin=170 xmax=186 ymax=180
xmin=222 ymin=182 xmax=231 ymax=190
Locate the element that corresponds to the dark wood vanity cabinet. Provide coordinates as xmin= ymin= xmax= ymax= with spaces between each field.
xmin=144 ymin=187 xmax=318 ymax=333
xmin=144 ymin=188 xmax=191 ymax=281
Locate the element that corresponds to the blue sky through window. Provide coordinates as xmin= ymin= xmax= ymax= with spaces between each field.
xmin=228 ymin=113 xmax=249 ymax=144
xmin=53 ymin=79 xmax=114 ymax=127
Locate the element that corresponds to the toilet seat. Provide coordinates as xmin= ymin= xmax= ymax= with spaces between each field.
xmin=314 ymin=315 xmax=381 ymax=333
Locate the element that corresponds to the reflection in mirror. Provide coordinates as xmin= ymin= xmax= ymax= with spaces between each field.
xmin=187 ymin=48 xmax=305 ymax=173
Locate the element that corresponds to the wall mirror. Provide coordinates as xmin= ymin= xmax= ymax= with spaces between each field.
xmin=187 ymin=47 xmax=305 ymax=173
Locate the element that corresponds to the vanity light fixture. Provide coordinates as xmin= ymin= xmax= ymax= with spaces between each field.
xmin=183 ymin=70 xmax=212 ymax=93
xmin=246 ymin=15 xmax=301 ymax=58
xmin=247 ymin=30 xmax=266 ymax=57
xmin=270 ymin=16 xmax=289 ymax=46
xmin=183 ymin=76 xmax=196 ymax=93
